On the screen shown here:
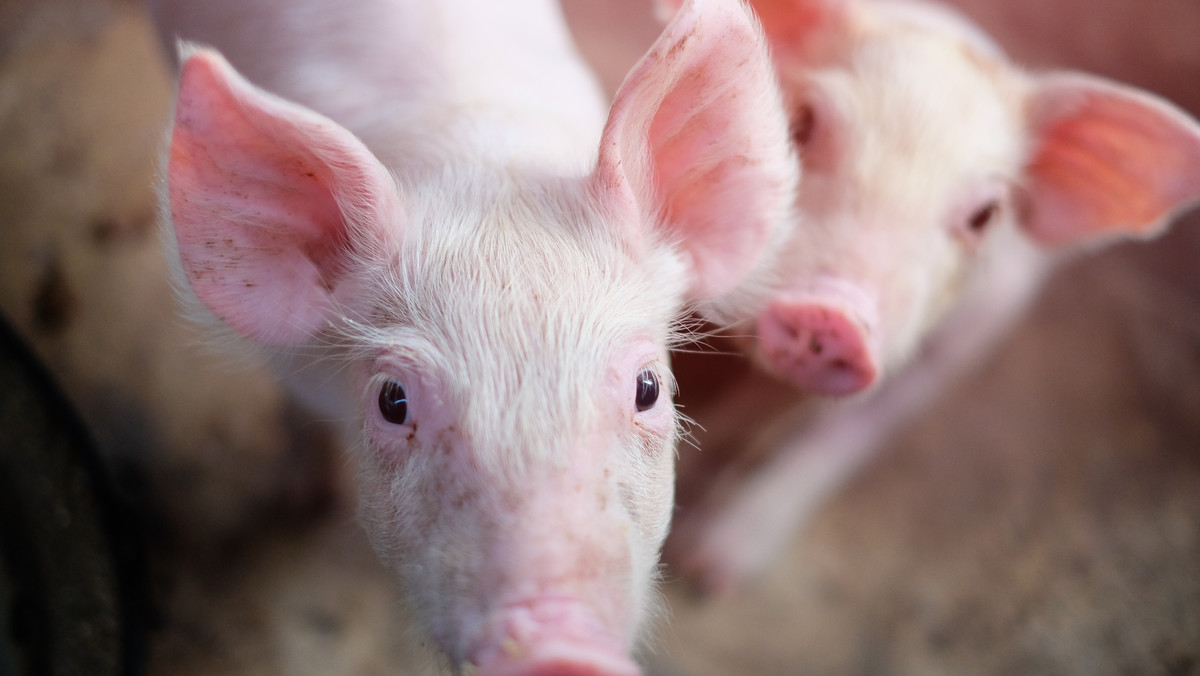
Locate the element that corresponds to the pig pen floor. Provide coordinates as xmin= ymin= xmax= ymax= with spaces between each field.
xmin=1 ymin=1 xmax=1198 ymax=674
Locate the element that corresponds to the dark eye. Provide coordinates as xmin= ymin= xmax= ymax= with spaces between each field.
xmin=967 ymin=200 xmax=1000 ymax=235
xmin=791 ymin=103 xmax=816 ymax=148
xmin=635 ymin=368 xmax=660 ymax=412
xmin=377 ymin=380 xmax=409 ymax=425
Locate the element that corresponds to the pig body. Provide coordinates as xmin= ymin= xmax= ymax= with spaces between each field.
xmin=658 ymin=0 xmax=1200 ymax=591
xmin=151 ymin=0 xmax=797 ymax=672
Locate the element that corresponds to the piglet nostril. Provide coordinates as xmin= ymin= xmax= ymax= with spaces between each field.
xmin=808 ymin=334 xmax=824 ymax=355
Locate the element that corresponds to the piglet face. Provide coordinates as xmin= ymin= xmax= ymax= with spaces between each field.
xmin=750 ymin=14 xmax=1026 ymax=392
xmin=347 ymin=177 xmax=681 ymax=673
xmin=731 ymin=0 xmax=1200 ymax=395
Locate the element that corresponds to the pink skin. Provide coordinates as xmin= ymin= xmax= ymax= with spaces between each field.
xmin=156 ymin=0 xmax=797 ymax=669
xmin=656 ymin=0 xmax=1200 ymax=592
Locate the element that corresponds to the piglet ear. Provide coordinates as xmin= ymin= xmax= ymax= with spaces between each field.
xmin=747 ymin=0 xmax=851 ymax=55
xmin=652 ymin=0 xmax=680 ymax=23
xmin=656 ymin=0 xmax=851 ymax=63
xmin=1021 ymin=73 xmax=1200 ymax=248
xmin=167 ymin=47 xmax=399 ymax=346
xmin=596 ymin=0 xmax=799 ymax=300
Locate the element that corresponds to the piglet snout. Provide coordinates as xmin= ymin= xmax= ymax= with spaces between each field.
xmin=480 ymin=645 xmax=641 ymax=676
xmin=757 ymin=294 xmax=879 ymax=395
xmin=474 ymin=600 xmax=641 ymax=676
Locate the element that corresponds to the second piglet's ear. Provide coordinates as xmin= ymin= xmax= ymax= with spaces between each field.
xmin=595 ymin=0 xmax=799 ymax=301
xmin=1021 ymin=73 xmax=1200 ymax=248
xmin=656 ymin=0 xmax=850 ymax=56
xmin=745 ymin=0 xmax=851 ymax=56
xmin=167 ymin=48 xmax=400 ymax=346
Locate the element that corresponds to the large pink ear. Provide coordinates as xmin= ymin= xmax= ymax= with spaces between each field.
xmin=656 ymin=0 xmax=850 ymax=62
xmin=1021 ymin=73 xmax=1200 ymax=248
xmin=747 ymin=0 xmax=850 ymax=54
xmin=597 ymin=0 xmax=799 ymax=300
xmin=167 ymin=47 xmax=399 ymax=346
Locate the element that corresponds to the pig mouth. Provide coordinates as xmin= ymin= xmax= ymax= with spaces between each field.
xmin=471 ymin=639 xmax=641 ymax=676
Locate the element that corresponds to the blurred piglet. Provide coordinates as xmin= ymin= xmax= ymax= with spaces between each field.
xmin=658 ymin=0 xmax=1200 ymax=591
xmin=150 ymin=0 xmax=796 ymax=672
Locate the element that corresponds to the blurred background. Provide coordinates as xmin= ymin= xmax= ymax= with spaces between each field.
xmin=0 ymin=0 xmax=1197 ymax=673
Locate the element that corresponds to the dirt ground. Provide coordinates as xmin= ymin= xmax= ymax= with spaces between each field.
xmin=1 ymin=0 xmax=1197 ymax=674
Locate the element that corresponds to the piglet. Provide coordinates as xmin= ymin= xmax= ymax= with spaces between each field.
xmin=657 ymin=0 xmax=1200 ymax=592
xmin=151 ymin=0 xmax=796 ymax=671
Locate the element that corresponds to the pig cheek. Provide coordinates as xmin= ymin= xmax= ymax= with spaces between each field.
xmin=626 ymin=402 xmax=677 ymax=551
xmin=868 ymin=199 xmax=1006 ymax=374
xmin=601 ymin=360 xmax=676 ymax=557
xmin=362 ymin=412 xmax=418 ymax=463
xmin=630 ymin=383 xmax=674 ymax=437
xmin=353 ymin=427 xmax=435 ymax=549
xmin=919 ymin=225 xmax=982 ymax=324
xmin=356 ymin=428 xmax=485 ymax=603
xmin=353 ymin=445 xmax=497 ymax=660
xmin=875 ymin=248 xmax=962 ymax=373
xmin=355 ymin=369 xmax=462 ymax=560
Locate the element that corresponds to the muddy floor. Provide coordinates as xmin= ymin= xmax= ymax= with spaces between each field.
xmin=1 ymin=0 xmax=1197 ymax=674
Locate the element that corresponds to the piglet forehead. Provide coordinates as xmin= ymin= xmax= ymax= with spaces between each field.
xmin=353 ymin=170 xmax=684 ymax=461
xmin=870 ymin=0 xmax=1005 ymax=59
xmin=789 ymin=36 xmax=1022 ymax=223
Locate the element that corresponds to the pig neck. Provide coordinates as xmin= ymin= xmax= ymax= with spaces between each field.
xmin=170 ymin=0 xmax=609 ymax=177
xmin=346 ymin=0 xmax=610 ymax=176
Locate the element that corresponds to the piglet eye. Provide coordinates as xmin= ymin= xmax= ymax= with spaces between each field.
xmin=377 ymin=380 xmax=409 ymax=425
xmin=635 ymin=368 xmax=660 ymax=412
xmin=967 ymin=200 xmax=1001 ymax=235
xmin=791 ymin=103 xmax=816 ymax=148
